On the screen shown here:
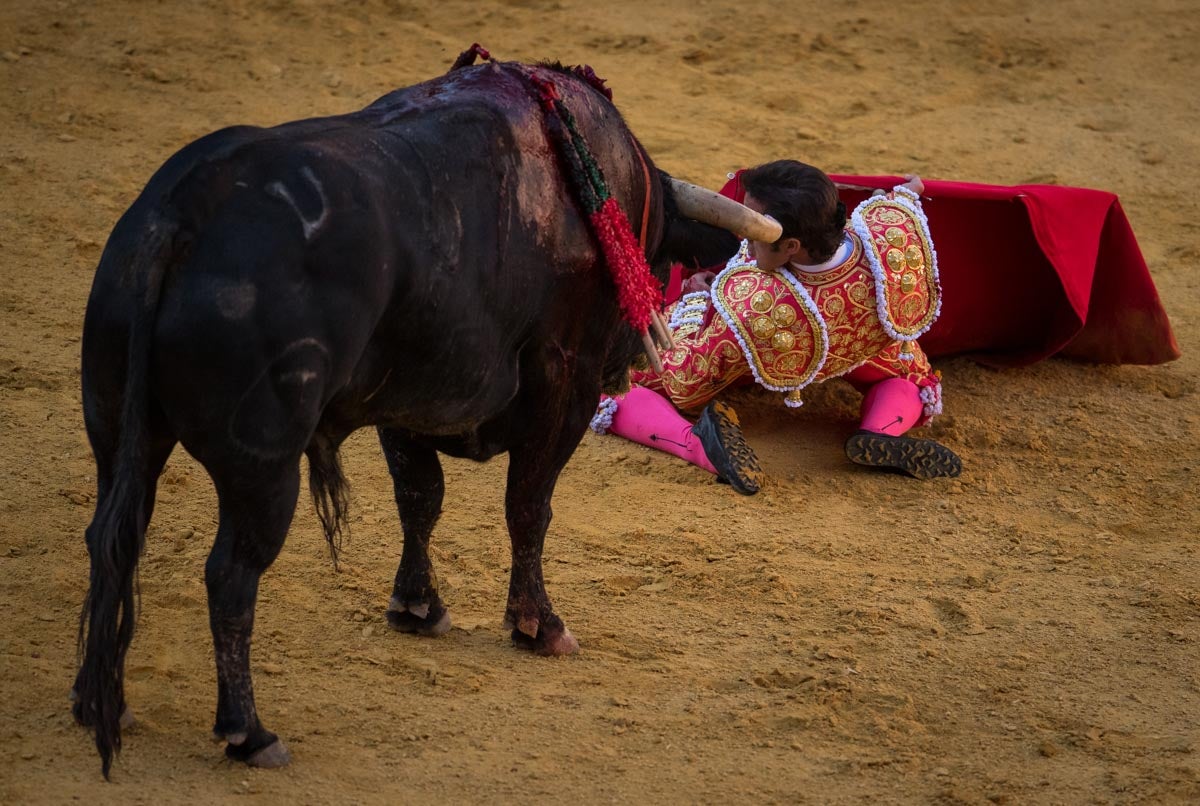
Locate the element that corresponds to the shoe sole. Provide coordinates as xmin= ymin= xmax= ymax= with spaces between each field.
xmin=693 ymin=401 xmax=765 ymax=495
xmin=844 ymin=431 xmax=962 ymax=480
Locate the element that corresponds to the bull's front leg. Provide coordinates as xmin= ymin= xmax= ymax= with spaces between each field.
xmin=503 ymin=441 xmax=581 ymax=656
xmin=378 ymin=427 xmax=451 ymax=636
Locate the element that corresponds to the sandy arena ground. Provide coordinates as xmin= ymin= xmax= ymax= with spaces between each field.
xmin=2 ymin=0 xmax=1198 ymax=802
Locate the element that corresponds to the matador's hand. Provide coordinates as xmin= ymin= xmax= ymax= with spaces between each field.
xmin=902 ymin=174 xmax=925 ymax=196
xmin=681 ymin=271 xmax=716 ymax=294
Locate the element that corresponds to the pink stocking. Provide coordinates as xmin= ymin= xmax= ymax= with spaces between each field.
xmin=859 ymin=377 xmax=924 ymax=436
xmin=605 ymin=386 xmax=717 ymax=475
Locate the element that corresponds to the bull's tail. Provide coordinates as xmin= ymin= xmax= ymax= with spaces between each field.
xmin=74 ymin=213 xmax=176 ymax=779
xmin=307 ymin=433 xmax=350 ymax=569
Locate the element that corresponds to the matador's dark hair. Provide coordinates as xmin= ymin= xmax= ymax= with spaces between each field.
xmin=740 ymin=160 xmax=846 ymax=263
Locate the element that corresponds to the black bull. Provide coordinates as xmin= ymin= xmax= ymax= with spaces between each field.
xmin=72 ymin=58 xmax=739 ymax=775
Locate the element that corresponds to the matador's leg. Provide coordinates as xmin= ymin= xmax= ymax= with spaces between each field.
xmin=592 ymin=298 xmax=763 ymax=494
xmin=596 ymin=386 xmax=762 ymax=495
xmin=859 ymin=376 xmax=925 ymax=436
xmin=843 ymin=347 xmax=962 ymax=480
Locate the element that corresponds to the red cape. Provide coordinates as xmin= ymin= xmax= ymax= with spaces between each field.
xmin=674 ymin=173 xmax=1180 ymax=367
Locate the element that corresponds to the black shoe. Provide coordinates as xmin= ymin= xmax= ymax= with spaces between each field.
xmin=844 ymin=429 xmax=962 ymax=480
xmin=691 ymin=401 xmax=764 ymax=495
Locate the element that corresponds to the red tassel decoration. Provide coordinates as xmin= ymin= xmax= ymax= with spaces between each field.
xmin=590 ymin=197 xmax=662 ymax=333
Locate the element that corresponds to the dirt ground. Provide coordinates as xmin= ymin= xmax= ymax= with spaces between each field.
xmin=2 ymin=0 xmax=1198 ymax=803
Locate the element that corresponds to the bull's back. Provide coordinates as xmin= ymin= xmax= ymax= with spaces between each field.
xmin=310 ymin=65 xmax=643 ymax=436
xmin=87 ymin=62 xmax=638 ymax=457
xmin=339 ymin=64 xmax=646 ymax=430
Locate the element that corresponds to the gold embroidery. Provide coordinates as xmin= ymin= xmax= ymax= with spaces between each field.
xmin=858 ymin=197 xmax=940 ymax=338
xmin=712 ymin=266 xmax=826 ymax=389
xmin=730 ymin=278 xmax=756 ymax=301
xmin=777 ymin=353 xmax=803 ymax=372
xmin=795 ymin=235 xmax=863 ymax=288
xmin=750 ymin=316 xmax=777 ymax=340
xmin=905 ymin=244 xmax=924 ymax=269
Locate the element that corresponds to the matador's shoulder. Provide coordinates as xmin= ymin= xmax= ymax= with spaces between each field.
xmin=850 ymin=186 xmax=942 ymax=342
xmin=710 ymin=254 xmax=828 ymax=404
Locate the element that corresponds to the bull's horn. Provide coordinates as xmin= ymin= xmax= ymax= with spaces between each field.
xmin=668 ymin=178 xmax=783 ymax=243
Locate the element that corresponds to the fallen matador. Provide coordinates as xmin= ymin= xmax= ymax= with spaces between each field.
xmin=591 ymin=161 xmax=1180 ymax=493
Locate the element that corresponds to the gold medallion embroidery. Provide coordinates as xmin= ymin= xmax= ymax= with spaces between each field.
xmin=751 ymin=316 xmax=777 ymax=340
xmin=712 ymin=267 xmax=826 ymax=389
xmin=857 ymin=197 xmax=940 ymax=339
xmin=772 ymin=304 xmax=797 ymax=327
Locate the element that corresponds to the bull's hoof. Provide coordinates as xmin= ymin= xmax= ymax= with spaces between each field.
xmin=510 ymin=624 xmax=579 ymax=656
xmin=246 ymin=739 xmax=291 ymax=768
xmin=387 ymin=598 xmax=452 ymax=636
xmin=223 ymin=728 xmax=288 ymax=767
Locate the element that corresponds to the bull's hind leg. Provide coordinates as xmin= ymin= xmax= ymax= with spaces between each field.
xmin=378 ymin=427 xmax=451 ymax=636
xmin=204 ymin=462 xmax=298 ymax=768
